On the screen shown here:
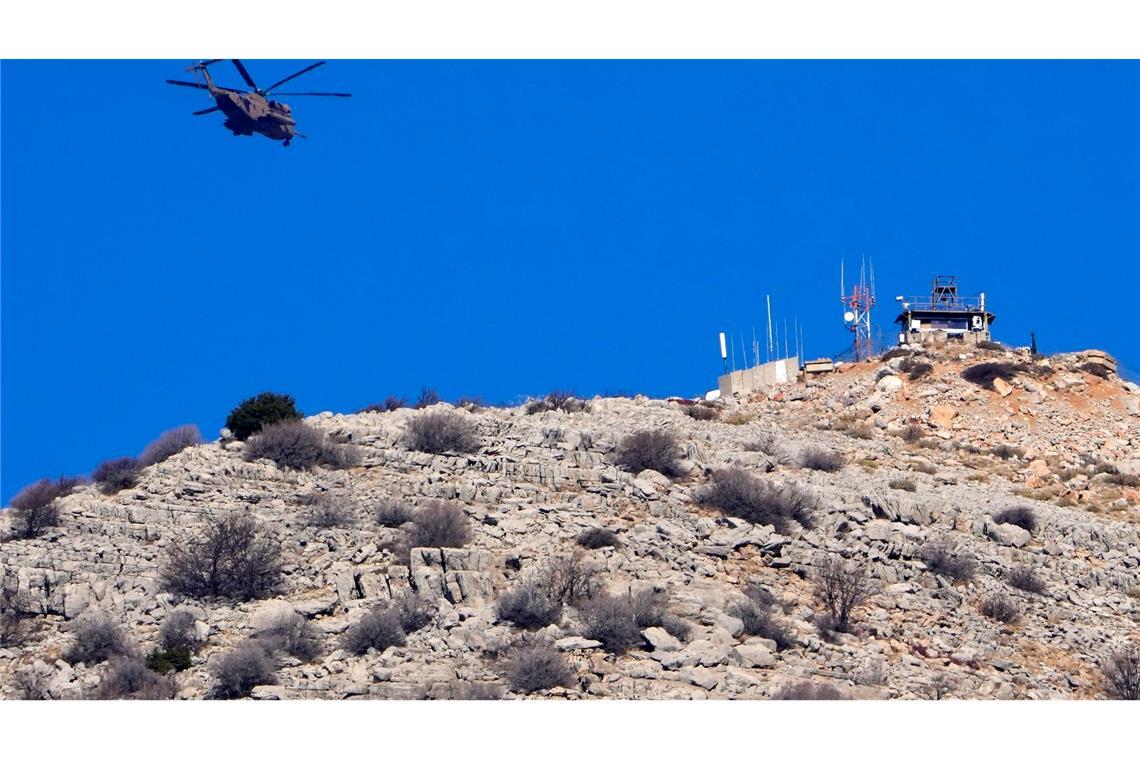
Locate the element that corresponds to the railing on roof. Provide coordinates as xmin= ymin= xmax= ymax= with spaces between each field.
xmin=899 ymin=294 xmax=985 ymax=312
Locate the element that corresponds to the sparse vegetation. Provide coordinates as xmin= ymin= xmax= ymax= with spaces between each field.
xmin=991 ymin=443 xmax=1025 ymax=460
xmin=1006 ymin=565 xmax=1046 ymax=594
xmin=92 ymin=457 xmax=142 ymax=495
xmin=147 ymin=607 xmax=199 ymax=673
xmin=244 ymin=420 xmax=360 ymax=470
xmin=341 ymin=607 xmax=405 ymax=655
xmin=405 ymin=411 xmax=480 ymax=454
xmin=507 ymin=639 xmax=573 ymax=693
xmin=576 ymin=527 xmax=621 ymax=550
xmin=920 ymin=540 xmax=977 ymax=582
xmin=139 ymin=424 xmax=201 ymax=466
xmin=361 ymin=396 xmax=405 ymax=413
xmin=393 ymin=592 xmax=434 ymax=634
xmin=496 ymin=582 xmax=563 ymax=629
xmin=889 ymin=478 xmax=917 ymax=492
xmin=811 ymin=556 xmax=878 ymax=634
xmin=899 ymin=357 xmax=933 ymax=380
xmin=6 ymin=476 xmax=80 ymax=539
xmin=683 ymin=404 xmax=719 ymax=421
xmin=1101 ymin=643 xmax=1140 ymax=700
xmin=630 ymin=588 xmax=668 ymax=629
xmin=900 ymin=424 xmax=924 ymax=444
xmin=96 ymin=656 xmax=174 ymax=699
xmin=161 ymin=513 xmax=282 ymax=601
xmin=961 ymin=362 xmax=1021 ymax=390
xmin=412 ymin=387 xmax=441 ymax=409
xmin=696 ymin=468 xmax=818 ymax=533
xmin=525 ymin=391 xmax=589 ymax=415
xmin=993 ymin=505 xmax=1037 ymax=533
xmin=771 ymin=680 xmax=846 ymax=700
xmin=979 ymin=594 xmax=1021 ymax=624
xmin=64 ymin=613 xmax=130 ymax=665
xmin=411 ymin=500 xmax=471 ymax=548
xmin=536 ymin=552 xmax=606 ymax=605
xmin=614 ymin=430 xmax=684 ymax=478
xmin=799 ymin=448 xmax=844 ymax=472
xmin=580 ymin=593 xmax=644 ymax=653
xmin=225 ymin=392 xmax=302 ymax=441
xmin=727 ymin=599 xmax=795 ymax=650
xmin=846 ymin=423 xmax=874 ymax=440
xmin=209 ymin=642 xmax=277 ymax=699
xmin=253 ymin=608 xmax=322 ymax=662
xmin=1 ymin=585 xmax=35 ymax=646
xmin=661 ymin=614 xmax=695 ymax=643
xmin=300 ymin=492 xmax=356 ymax=528
xmin=11 ymin=667 xmax=50 ymax=700
xmin=374 ymin=499 xmax=416 ymax=528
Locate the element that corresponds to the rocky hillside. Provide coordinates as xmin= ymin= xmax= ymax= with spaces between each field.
xmin=2 ymin=343 xmax=1138 ymax=700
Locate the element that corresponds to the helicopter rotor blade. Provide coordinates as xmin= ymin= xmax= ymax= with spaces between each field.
xmin=166 ymin=79 xmax=209 ymax=89
xmin=263 ymin=61 xmax=326 ymax=94
xmin=267 ymin=91 xmax=352 ymax=97
xmin=192 ymin=106 xmax=220 ymax=116
xmin=231 ymin=60 xmax=259 ymax=91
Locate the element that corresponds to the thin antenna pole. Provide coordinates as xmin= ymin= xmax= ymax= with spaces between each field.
xmin=766 ymin=295 xmax=774 ymax=363
xmin=794 ymin=315 xmax=800 ymax=361
xmin=730 ymin=332 xmax=736 ymax=372
xmin=752 ymin=325 xmax=758 ymax=368
xmin=784 ymin=319 xmax=789 ymax=361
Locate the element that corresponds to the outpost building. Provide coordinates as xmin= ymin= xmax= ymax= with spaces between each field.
xmin=894 ymin=275 xmax=995 ymax=346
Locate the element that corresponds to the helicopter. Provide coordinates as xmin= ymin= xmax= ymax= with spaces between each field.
xmin=166 ymin=60 xmax=351 ymax=146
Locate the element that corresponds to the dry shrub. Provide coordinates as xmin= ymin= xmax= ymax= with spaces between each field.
xmin=405 ymin=411 xmax=480 ymax=454
xmin=342 ymin=607 xmax=405 ymax=655
xmin=64 ymin=613 xmax=130 ymax=665
xmin=811 ymin=556 xmax=878 ymax=634
xmin=411 ymin=500 xmax=471 ymax=548
xmin=576 ymin=527 xmax=621 ymax=550
xmin=614 ymin=430 xmax=684 ymax=478
xmin=162 ymin=513 xmax=282 ymax=601
xmin=961 ymin=362 xmax=1022 ymax=390
xmin=95 ymin=656 xmax=174 ymax=700
xmin=209 ymin=642 xmax=277 ymax=699
xmin=846 ymin=423 xmax=874 ymax=440
xmin=12 ymin=667 xmax=51 ymax=700
xmin=771 ymin=680 xmax=846 ymax=700
xmin=579 ymin=594 xmax=643 ymax=653
xmin=721 ymin=411 xmax=753 ymax=425
xmin=159 ymin=608 xmax=200 ymax=652
xmin=7 ymin=476 xmax=80 ymax=539
xmin=1101 ymin=643 xmax=1140 ymax=700
xmin=375 ymin=499 xmax=416 ymax=528
xmin=920 ymin=540 xmax=977 ymax=582
xmin=661 ymin=614 xmax=695 ymax=643
xmin=361 ymin=396 xmax=405 ymax=413
xmin=889 ymin=478 xmax=917 ymax=492
xmin=393 ymin=592 xmax=434 ymax=634
xmin=415 ymin=388 xmax=442 ymax=409
xmin=92 ymin=457 xmax=142 ymax=495
xmin=1 ymin=585 xmax=35 ymax=646
xmin=727 ymin=599 xmax=795 ymax=650
xmin=900 ymin=424 xmax=924 ymax=444
xmin=139 ymin=424 xmax=201 ymax=466
xmin=496 ymin=582 xmax=563 ymax=629
xmin=525 ymin=391 xmax=589 ymax=415
xmin=253 ymin=608 xmax=322 ymax=662
xmin=799 ymin=448 xmax=844 ymax=472
xmin=300 ymin=492 xmax=356 ymax=528
xmin=536 ymin=551 xmax=606 ymax=605
xmin=979 ymin=594 xmax=1021 ymax=624
xmin=683 ymin=404 xmax=719 ymax=421
xmin=507 ymin=639 xmax=573 ymax=693
xmin=696 ymin=468 xmax=818 ymax=533
xmin=993 ymin=505 xmax=1037 ymax=533
xmin=1006 ymin=565 xmax=1046 ymax=594
xmin=991 ymin=444 xmax=1025 ymax=460
xmin=900 ymin=357 xmax=933 ymax=380
xmin=244 ymin=420 xmax=359 ymax=470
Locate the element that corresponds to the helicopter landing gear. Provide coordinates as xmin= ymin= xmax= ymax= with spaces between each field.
xmin=283 ymin=138 xmax=291 ymax=147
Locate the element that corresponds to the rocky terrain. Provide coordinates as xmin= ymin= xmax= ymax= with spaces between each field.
xmin=2 ymin=342 xmax=1138 ymax=700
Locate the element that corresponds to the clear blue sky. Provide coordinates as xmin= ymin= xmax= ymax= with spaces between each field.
xmin=2 ymin=60 xmax=1138 ymax=501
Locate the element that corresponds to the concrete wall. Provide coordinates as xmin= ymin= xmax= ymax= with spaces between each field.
xmin=718 ymin=356 xmax=800 ymax=397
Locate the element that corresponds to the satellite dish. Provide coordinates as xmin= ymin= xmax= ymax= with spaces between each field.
xmin=844 ymin=311 xmax=855 ymax=322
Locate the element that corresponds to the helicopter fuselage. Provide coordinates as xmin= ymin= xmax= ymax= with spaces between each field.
xmin=210 ymin=88 xmax=297 ymax=145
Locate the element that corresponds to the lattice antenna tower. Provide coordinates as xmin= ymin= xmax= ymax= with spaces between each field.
xmin=840 ymin=257 xmax=877 ymax=361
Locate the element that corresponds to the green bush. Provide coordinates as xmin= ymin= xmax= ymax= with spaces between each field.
xmin=225 ymin=392 xmax=302 ymax=441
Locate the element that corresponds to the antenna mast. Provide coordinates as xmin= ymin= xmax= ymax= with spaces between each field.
xmin=840 ymin=257 xmax=877 ymax=362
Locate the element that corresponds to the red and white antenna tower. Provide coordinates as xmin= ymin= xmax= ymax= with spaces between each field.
xmin=840 ymin=257 xmax=877 ymax=361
